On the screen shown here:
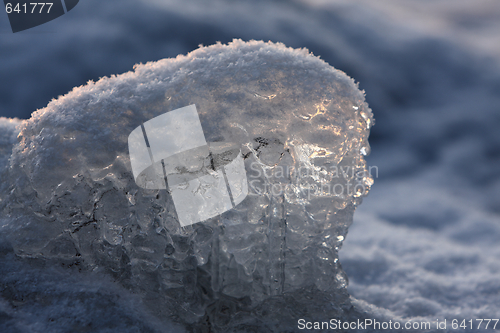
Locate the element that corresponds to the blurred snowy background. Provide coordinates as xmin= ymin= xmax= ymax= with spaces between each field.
xmin=1 ymin=0 xmax=499 ymax=331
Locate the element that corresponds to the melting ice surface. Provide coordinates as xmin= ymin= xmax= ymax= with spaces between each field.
xmin=0 ymin=40 xmax=373 ymax=331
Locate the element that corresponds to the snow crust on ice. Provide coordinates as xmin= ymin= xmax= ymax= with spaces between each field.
xmin=0 ymin=40 xmax=373 ymax=331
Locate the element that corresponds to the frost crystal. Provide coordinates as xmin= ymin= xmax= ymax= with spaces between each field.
xmin=0 ymin=40 xmax=373 ymax=331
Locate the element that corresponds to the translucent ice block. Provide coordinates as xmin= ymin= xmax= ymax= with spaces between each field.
xmin=0 ymin=40 xmax=374 ymax=331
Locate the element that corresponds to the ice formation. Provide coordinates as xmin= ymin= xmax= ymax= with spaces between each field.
xmin=0 ymin=118 xmax=21 ymax=175
xmin=0 ymin=40 xmax=373 ymax=331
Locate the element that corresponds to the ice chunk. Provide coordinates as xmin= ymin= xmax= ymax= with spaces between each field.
xmin=0 ymin=40 xmax=373 ymax=331
xmin=129 ymin=104 xmax=249 ymax=226
xmin=0 ymin=117 xmax=22 ymax=174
